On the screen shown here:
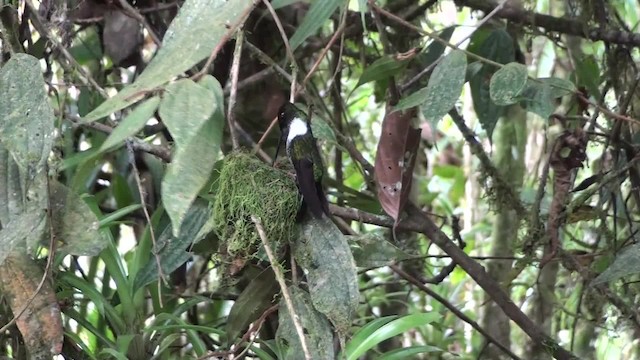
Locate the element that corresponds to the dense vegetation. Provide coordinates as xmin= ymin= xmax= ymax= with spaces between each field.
xmin=1 ymin=0 xmax=640 ymax=359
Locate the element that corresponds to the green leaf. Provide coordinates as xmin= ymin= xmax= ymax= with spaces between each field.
xmin=82 ymin=0 xmax=254 ymax=122
xmin=99 ymin=96 xmax=161 ymax=153
xmin=289 ymin=0 xmax=343 ymax=51
xmin=310 ymin=117 xmax=337 ymax=145
xmin=592 ymin=242 xmax=640 ymax=285
xmin=518 ymin=78 xmax=574 ymax=119
xmin=276 ymin=287 xmax=335 ymax=360
xmin=49 ymin=181 xmax=109 ymax=256
xmin=416 ymin=26 xmax=456 ymax=69
xmin=159 ymin=78 xmax=221 ymax=235
xmin=468 ymin=28 xmax=515 ymax=139
xmin=541 ymin=77 xmax=576 ymax=98
xmin=226 ymin=269 xmax=279 ymax=342
xmin=395 ymin=86 xmax=430 ymax=111
xmin=357 ymin=55 xmax=410 ymax=87
xmin=0 ymin=53 xmax=54 ymax=170
xmin=573 ymin=55 xmax=601 ymax=98
xmin=345 ymin=316 xmax=397 ymax=356
xmin=421 ymin=50 xmax=467 ymax=125
xmin=378 ymin=345 xmax=444 ymax=360
xmin=348 ymin=232 xmax=412 ymax=267
xmin=490 ymin=62 xmax=528 ymax=105
xmin=396 ymin=50 xmax=466 ymax=127
xmin=294 ymin=218 xmax=359 ymax=334
xmin=345 ymin=313 xmax=439 ymax=360
xmin=134 ymin=200 xmax=213 ymax=288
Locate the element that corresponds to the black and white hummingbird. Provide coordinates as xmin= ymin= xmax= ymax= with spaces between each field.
xmin=274 ymin=102 xmax=329 ymax=218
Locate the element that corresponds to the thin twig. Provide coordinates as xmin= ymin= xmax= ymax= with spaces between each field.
xmin=251 ymin=216 xmax=311 ymax=360
xmin=126 ymin=141 xmax=167 ymax=300
xmin=192 ymin=1 xmax=258 ymax=80
xmin=390 ymin=265 xmax=522 ymax=360
xmin=25 ymin=0 xmax=108 ymax=99
xmin=227 ymin=29 xmax=244 ymax=150
xmin=301 ymin=22 xmax=346 ymax=90
xmin=401 ymin=0 xmax=509 ymax=91
xmin=262 ymin=0 xmax=297 ymax=69
xmin=63 ymin=113 xmax=172 ymax=162
xmin=116 ymin=0 xmax=162 ymax=47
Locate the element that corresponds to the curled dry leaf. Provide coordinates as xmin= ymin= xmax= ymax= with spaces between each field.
xmin=374 ymin=107 xmax=421 ymax=222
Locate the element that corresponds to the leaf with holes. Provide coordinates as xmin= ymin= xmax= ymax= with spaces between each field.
xmin=490 ymin=62 xmax=528 ymax=105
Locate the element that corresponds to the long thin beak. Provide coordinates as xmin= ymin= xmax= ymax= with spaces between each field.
xmin=273 ymin=137 xmax=283 ymax=166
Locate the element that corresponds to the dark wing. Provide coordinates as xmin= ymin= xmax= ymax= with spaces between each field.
xmin=292 ymin=158 xmax=327 ymax=218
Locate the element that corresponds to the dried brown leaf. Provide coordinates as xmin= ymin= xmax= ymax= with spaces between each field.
xmin=374 ymin=107 xmax=421 ymax=221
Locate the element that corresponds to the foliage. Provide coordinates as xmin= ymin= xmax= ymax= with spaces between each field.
xmin=2 ymin=0 xmax=640 ymax=359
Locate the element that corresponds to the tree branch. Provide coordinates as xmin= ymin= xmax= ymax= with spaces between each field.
xmin=456 ymin=0 xmax=640 ymax=47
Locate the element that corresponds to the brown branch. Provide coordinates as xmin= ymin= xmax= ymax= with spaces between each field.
xmin=456 ymin=0 xmax=640 ymax=47
xmin=390 ymin=265 xmax=522 ymax=360
xmin=64 ymin=113 xmax=172 ymax=162
xmin=329 ymin=204 xmax=579 ymax=360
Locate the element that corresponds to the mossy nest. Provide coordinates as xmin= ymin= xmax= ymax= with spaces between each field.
xmin=213 ymin=152 xmax=301 ymax=259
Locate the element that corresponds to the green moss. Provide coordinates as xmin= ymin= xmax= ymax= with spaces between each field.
xmin=213 ymin=152 xmax=301 ymax=259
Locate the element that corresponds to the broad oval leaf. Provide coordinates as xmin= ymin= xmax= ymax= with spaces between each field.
xmin=159 ymin=78 xmax=221 ymax=235
xmin=289 ymin=0 xmax=343 ymax=51
xmin=592 ymin=242 xmax=640 ymax=285
xmin=490 ymin=62 xmax=528 ymax=105
xmin=99 ymin=96 xmax=161 ymax=153
xmin=226 ymin=268 xmax=279 ymax=343
xmin=82 ymin=0 xmax=254 ymax=122
xmin=468 ymin=28 xmax=515 ymax=139
xmin=294 ymin=217 xmax=359 ymax=334
xmin=134 ymin=200 xmax=213 ymax=288
xmin=518 ymin=77 xmax=574 ymax=119
xmin=0 ymin=53 xmax=54 ymax=170
xmin=49 ymin=181 xmax=109 ymax=256
xmin=396 ymin=50 xmax=467 ymax=127
xmin=421 ymin=49 xmax=467 ymax=125
xmin=276 ymin=287 xmax=334 ymax=360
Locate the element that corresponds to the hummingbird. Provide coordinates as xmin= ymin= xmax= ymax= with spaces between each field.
xmin=274 ymin=102 xmax=329 ymax=218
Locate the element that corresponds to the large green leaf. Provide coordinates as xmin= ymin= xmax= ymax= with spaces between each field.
xmin=159 ymin=78 xmax=221 ymax=235
xmin=133 ymin=200 xmax=213 ymax=288
xmin=345 ymin=313 xmax=439 ymax=360
xmin=592 ymin=242 xmax=640 ymax=285
xmin=421 ymin=50 xmax=467 ymax=125
xmin=0 ymin=53 xmax=54 ymax=170
xmin=468 ymin=28 xmax=515 ymax=139
xmin=0 ymin=54 xmax=53 ymax=263
xmin=396 ymin=50 xmax=466 ymax=128
xmin=518 ymin=77 xmax=575 ymax=119
xmin=289 ymin=0 xmax=343 ymax=51
xmin=82 ymin=0 xmax=253 ymax=122
xmin=294 ymin=218 xmax=359 ymax=334
xmin=276 ymin=287 xmax=334 ymax=360
xmin=348 ymin=232 xmax=412 ymax=268
xmin=49 ymin=181 xmax=109 ymax=256
xmin=226 ymin=268 xmax=279 ymax=343
xmin=98 ymin=97 xmax=161 ymax=153
xmin=490 ymin=62 xmax=528 ymax=105
xmin=357 ymin=55 xmax=410 ymax=88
